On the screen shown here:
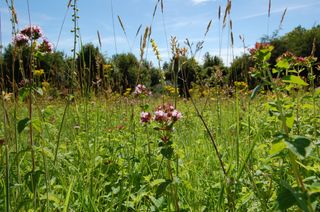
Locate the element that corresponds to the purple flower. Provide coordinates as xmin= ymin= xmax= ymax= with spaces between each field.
xmin=134 ymin=84 xmax=152 ymax=96
xmin=38 ymin=38 xmax=54 ymax=53
xmin=296 ymin=57 xmax=306 ymax=63
xmin=21 ymin=25 xmax=43 ymax=40
xmin=154 ymin=103 xmax=182 ymax=123
xmin=172 ymin=110 xmax=182 ymax=121
xmin=154 ymin=110 xmax=168 ymax=122
xmin=13 ymin=33 xmax=29 ymax=46
xmin=140 ymin=111 xmax=151 ymax=123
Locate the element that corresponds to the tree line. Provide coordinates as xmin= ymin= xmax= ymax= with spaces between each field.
xmin=1 ymin=25 xmax=319 ymax=97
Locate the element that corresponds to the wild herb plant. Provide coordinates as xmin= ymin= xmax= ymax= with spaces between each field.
xmin=250 ymin=43 xmax=319 ymax=211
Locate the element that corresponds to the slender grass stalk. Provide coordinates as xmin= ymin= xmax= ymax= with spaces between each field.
xmin=71 ymin=0 xmax=79 ymax=91
xmin=167 ymin=159 xmax=180 ymax=212
xmin=5 ymin=144 xmax=10 ymax=212
xmin=53 ymin=99 xmax=70 ymax=164
xmin=181 ymin=66 xmax=227 ymax=176
xmin=235 ymin=88 xmax=240 ymax=173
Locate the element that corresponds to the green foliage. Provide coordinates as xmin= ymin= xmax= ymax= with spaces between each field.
xmin=17 ymin=117 xmax=31 ymax=134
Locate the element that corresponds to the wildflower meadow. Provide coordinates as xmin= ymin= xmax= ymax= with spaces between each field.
xmin=1 ymin=0 xmax=320 ymax=211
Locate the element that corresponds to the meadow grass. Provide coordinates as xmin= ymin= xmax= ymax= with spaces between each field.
xmin=1 ymin=91 xmax=319 ymax=211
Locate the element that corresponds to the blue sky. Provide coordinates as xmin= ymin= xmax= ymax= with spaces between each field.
xmin=1 ymin=0 xmax=319 ymax=65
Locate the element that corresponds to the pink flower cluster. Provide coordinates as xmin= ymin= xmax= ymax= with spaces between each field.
xmin=21 ymin=25 xmax=43 ymax=39
xmin=276 ymin=52 xmax=317 ymax=66
xmin=14 ymin=33 xmax=29 ymax=46
xmin=140 ymin=111 xmax=152 ymax=123
xmin=38 ymin=38 xmax=54 ymax=53
xmin=134 ymin=84 xmax=152 ymax=96
xmin=140 ymin=103 xmax=182 ymax=124
xmin=13 ymin=25 xmax=53 ymax=53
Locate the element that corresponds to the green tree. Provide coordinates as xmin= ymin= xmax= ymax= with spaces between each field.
xmin=111 ymin=53 xmax=139 ymax=93
xmin=76 ymin=43 xmax=105 ymax=94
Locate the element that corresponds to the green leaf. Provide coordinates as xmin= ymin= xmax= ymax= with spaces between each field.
xmin=276 ymin=59 xmax=290 ymax=69
xmin=250 ymin=85 xmax=261 ymax=100
xmin=156 ymin=180 xmax=172 ymax=198
xmin=18 ymin=118 xmax=31 ymax=134
xmin=63 ymin=178 xmax=75 ymax=212
xmin=307 ymin=183 xmax=320 ymax=195
xmin=149 ymin=196 xmax=164 ymax=209
xmin=277 ymin=181 xmax=307 ymax=211
xmin=282 ymin=75 xmax=308 ymax=86
xmin=150 ymin=179 xmax=166 ymax=187
xmin=160 ymin=146 xmax=174 ymax=159
xmin=270 ymin=140 xmax=287 ymax=155
xmin=25 ymin=170 xmax=44 ymax=193
xmin=272 ymin=68 xmax=279 ymax=74
xmin=314 ymin=87 xmax=320 ymax=96
xmin=39 ymin=193 xmax=62 ymax=205
xmin=286 ymin=115 xmax=295 ymax=129
xmin=35 ymin=87 xmax=43 ymax=96
xmin=286 ymin=136 xmax=312 ymax=159
xmin=19 ymin=87 xmax=29 ymax=101
xmin=32 ymin=118 xmax=42 ymax=133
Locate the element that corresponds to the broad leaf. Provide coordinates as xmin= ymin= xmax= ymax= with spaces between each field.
xmin=277 ymin=181 xmax=309 ymax=211
xmin=156 ymin=180 xmax=172 ymax=198
xmin=282 ymin=75 xmax=308 ymax=86
xmin=270 ymin=140 xmax=287 ymax=155
xmin=160 ymin=146 xmax=174 ymax=159
xmin=18 ymin=118 xmax=31 ymax=134
xmin=307 ymin=183 xmax=320 ymax=195
xmin=286 ymin=115 xmax=295 ymax=129
xmin=286 ymin=136 xmax=312 ymax=159
xmin=276 ymin=59 xmax=290 ymax=69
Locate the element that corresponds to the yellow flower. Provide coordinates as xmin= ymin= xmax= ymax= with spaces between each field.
xmin=42 ymin=81 xmax=50 ymax=91
xmin=234 ymin=81 xmax=248 ymax=90
xmin=151 ymin=39 xmax=161 ymax=61
xmin=124 ymin=88 xmax=132 ymax=97
xmin=34 ymin=69 xmax=44 ymax=77
xmin=2 ymin=91 xmax=13 ymax=101
xmin=103 ymin=64 xmax=113 ymax=72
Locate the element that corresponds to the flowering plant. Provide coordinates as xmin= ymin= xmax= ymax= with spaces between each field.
xmin=140 ymin=103 xmax=182 ymax=157
xmin=13 ymin=25 xmax=53 ymax=53
xmin=134 ymin=84 xmax=152 ymax=97
xmin=140 ymin=103 xmax=182 ymax=211
xmin=13 ymin=25 xmax=54 ymax=97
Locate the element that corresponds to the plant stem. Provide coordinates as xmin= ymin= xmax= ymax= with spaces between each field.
xmin=5 ymin=144 xmax=10 ymax=212
xmin=167 ymin=159 xmax=179 ymax=212
xmin=54 ymin=99 xmax=70 ymax=164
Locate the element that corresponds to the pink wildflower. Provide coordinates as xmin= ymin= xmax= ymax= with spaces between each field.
xmin=154 ymin=103 xmax=181 ymax=123
xmin=21 ymin=25 xmax=43 ymax=40
xmin=172 ymin=110 xmax=182 ymax=121
xmin=154 ymin=110 xmax=168 ymax=122
xmin=14 ymin=33 xmax=29 ymax=46
xmin=38 ymin=38 xmax=54 ymax=53
xmin=140 ymin=112 xmax=151 ymax=123
xmin=296 ymin=57 xmax=306 ymax=63
xmin=134 ymin=84 xmax=152 ymax=96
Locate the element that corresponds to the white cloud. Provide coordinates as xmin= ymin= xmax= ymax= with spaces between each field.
xmin=191 ymin=0 xmax=213 ymax=5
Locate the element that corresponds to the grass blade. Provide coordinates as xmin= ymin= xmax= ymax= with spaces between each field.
xmin=204 ymin=19 xmax=212 ymax=37
xmin=63 ymin=178 xmax=75 ymax=212
xmin=268 ymin=0 xmax=271 ymax=17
